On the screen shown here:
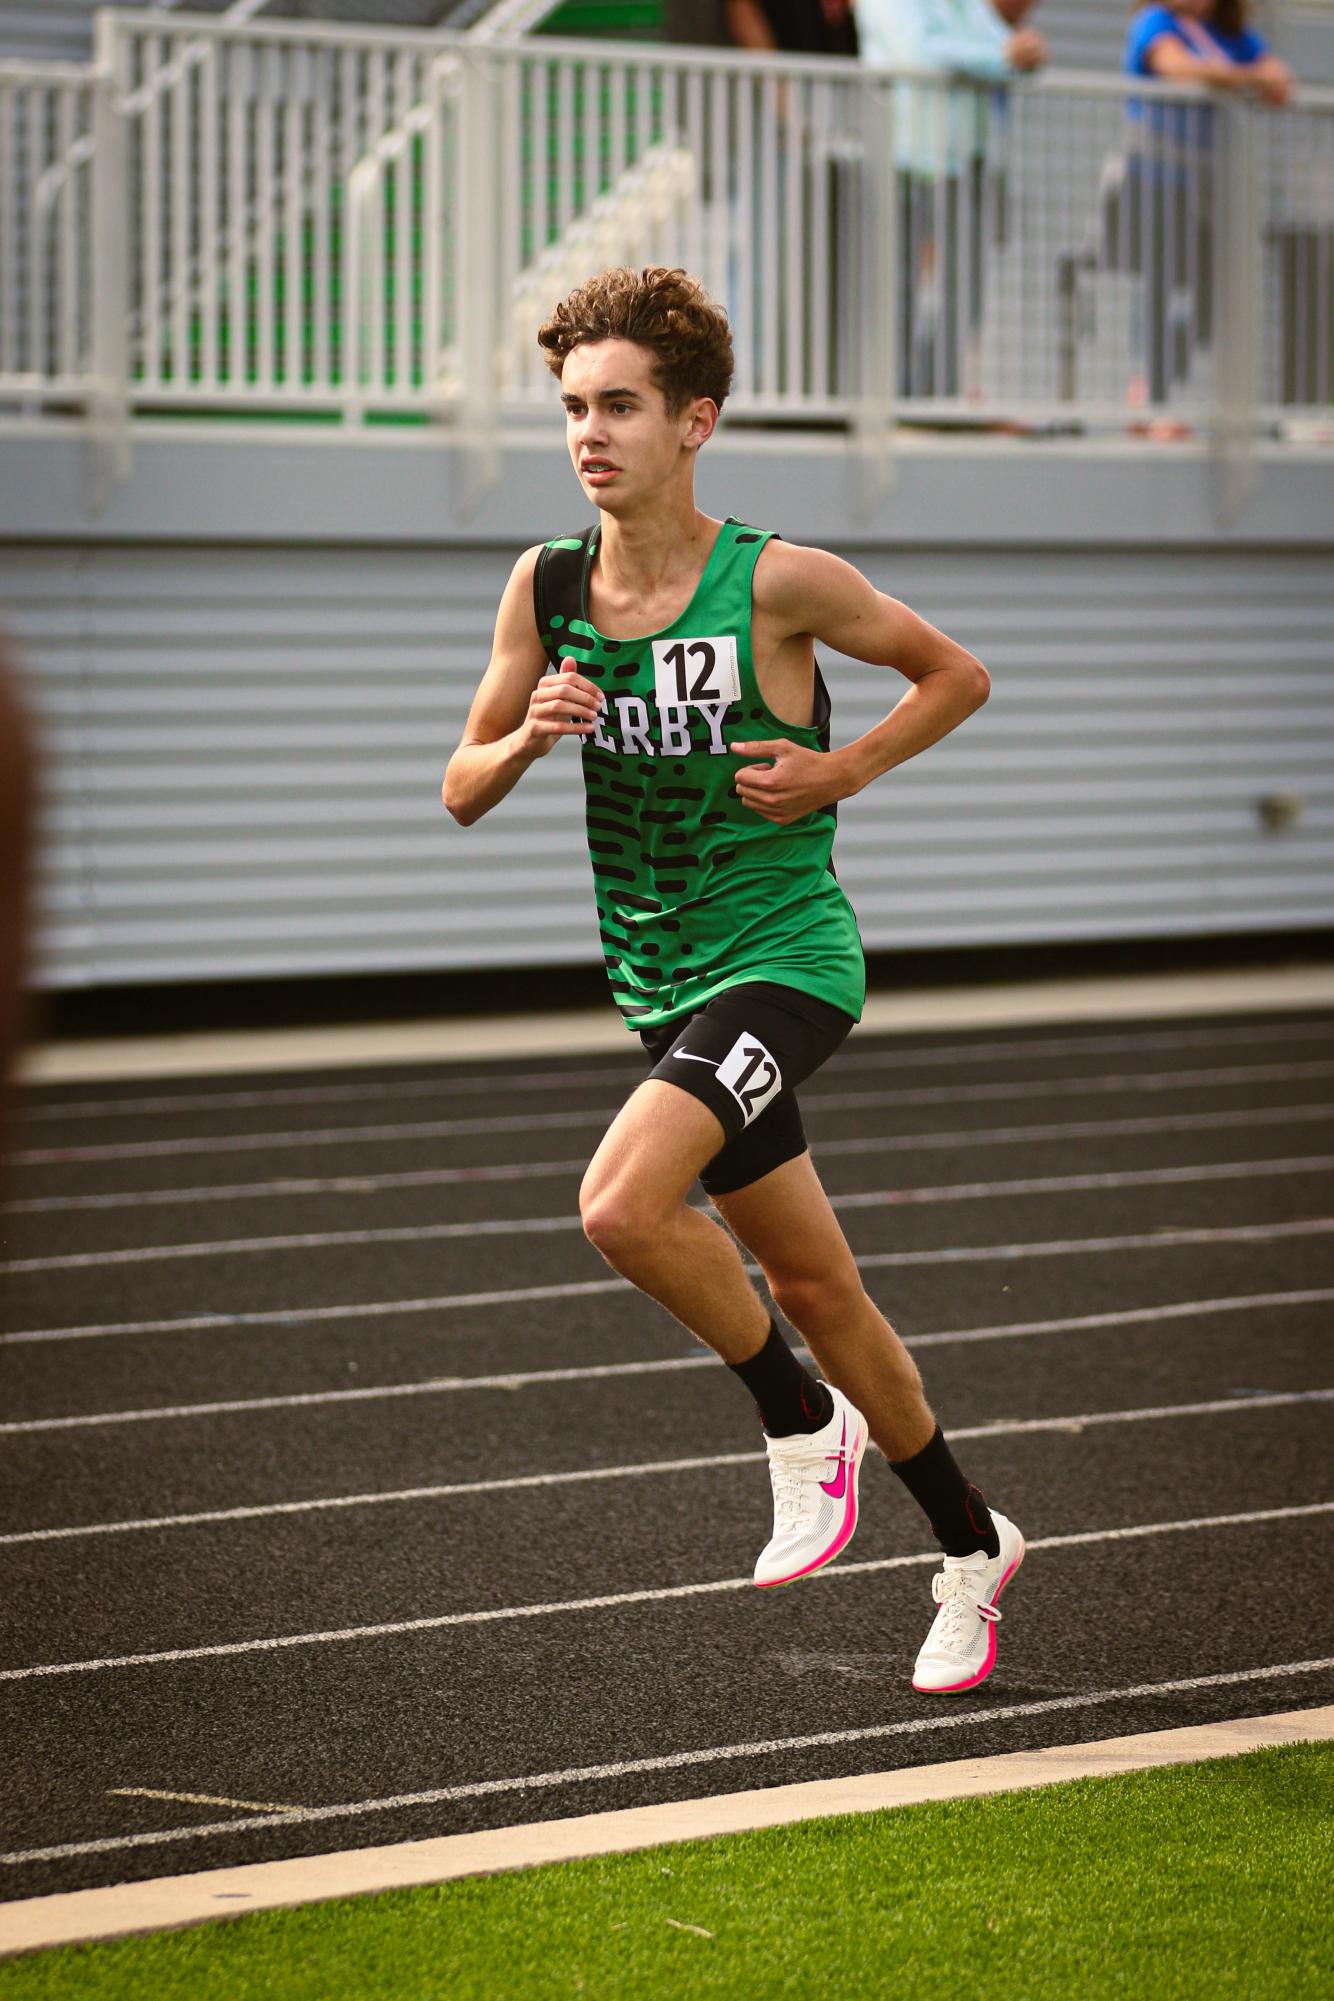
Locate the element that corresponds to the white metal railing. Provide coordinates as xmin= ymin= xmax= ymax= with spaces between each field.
xmin=486 ymin=40 xmax=893 ymax=421
xmin=508 ymin=141 xmax=698 ymax=358
xmin=0 ymin=61 xmax=96 ymax=409
xmin=99 ymin=9 xmax=445 ymax=406
xmin=344 ymin=51 xmax=457 ymax=417
xmin=1255 ymin=95 xmax=1334 ymax=422
xmin=1 ymin=10 xmax=1330 ymax=495
xmin=450 ymin=39 xmax=1334 ymax=440
xmin=1032 ymin=67 xmax=1333 ymax=434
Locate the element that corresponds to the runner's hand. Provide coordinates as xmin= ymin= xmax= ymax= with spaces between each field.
xmin=730 ymin=739 xmax=836 ymax=824
xmin=518 ymin=658 xmax=604 ymax=758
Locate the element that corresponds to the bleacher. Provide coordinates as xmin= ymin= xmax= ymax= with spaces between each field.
xmin=1 ymin=0 xmax=1331 ymax=468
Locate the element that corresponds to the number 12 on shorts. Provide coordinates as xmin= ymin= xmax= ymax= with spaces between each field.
xmin=717 ymin=1033 xmax=784 ymax=1127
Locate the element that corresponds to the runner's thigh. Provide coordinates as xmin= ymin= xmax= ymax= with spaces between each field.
xmin=638 ymin=983 xmax=855 ymax=1197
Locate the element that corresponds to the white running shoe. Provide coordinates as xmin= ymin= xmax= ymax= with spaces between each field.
xmin=911 ymin=1509 xmax=1025 ymax=1694
xmin=753 ymin=1385 xmax=868 ymax=1589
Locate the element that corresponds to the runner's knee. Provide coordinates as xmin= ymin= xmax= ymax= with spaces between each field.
xmin=579 ymin=1172 xmax=662 ymax=1260
xmin=768 ymin=1267 xmax=865 ymax=1331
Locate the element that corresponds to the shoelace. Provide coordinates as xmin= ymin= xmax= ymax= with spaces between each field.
xmin=929 ymin=1565 xmax=1003 ymax=1648
xmin=768 ymin=1442 xmax=842 ymax=1523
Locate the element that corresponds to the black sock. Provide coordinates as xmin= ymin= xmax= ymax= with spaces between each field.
xmin=728 ymin=1318 xmax=834 ymax=1437
xmin=889 ymin=1425 xmax=1000 ymax=1558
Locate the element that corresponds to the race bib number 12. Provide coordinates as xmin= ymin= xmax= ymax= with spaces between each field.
xmin=716 ymin=1032 xmax=784 ymax=1128
xmin=652 ymin=635 xmax=741 ymax=711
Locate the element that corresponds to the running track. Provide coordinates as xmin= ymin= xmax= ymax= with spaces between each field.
xmin=2 ymin=1005 xmax=1332 ymax=1904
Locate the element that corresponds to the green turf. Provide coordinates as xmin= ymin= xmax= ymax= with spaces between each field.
xmin=3 ymin=1741 xmax=1330 ymax=1999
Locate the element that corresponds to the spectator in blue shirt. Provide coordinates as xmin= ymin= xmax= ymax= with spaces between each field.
xmin=1124 ymin=0 xmax=1293 ymax=106
xmin=1119 ymin=0 xmax=1293 ymax=416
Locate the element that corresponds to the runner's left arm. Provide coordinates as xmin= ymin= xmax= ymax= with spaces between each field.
xmin=733 ymin=543 xmax=989 ymax=823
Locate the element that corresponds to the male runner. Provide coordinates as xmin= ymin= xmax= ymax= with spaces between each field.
xmin=443 ymin=266 xmax=1023 ymax=1693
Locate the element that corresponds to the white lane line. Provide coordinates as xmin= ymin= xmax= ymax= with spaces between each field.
xmin=9 ymin=1154 xmax=1332 ymax=1276
xmin=4 ymin=1656 xmax=1333 ymax=1870
xmin=824 ymin=1102 xmax=1334 ymax=1162
xmin=4 ymin=1390 xmax=1330 ymax=1545
xmin=7 ymin=1706 xmax=1329 ymax=1955
xmin=17 ymin=1060 xmax=1334 ymax=1166
xmin=834 ymin=1155 xmax=1334 ymax=1206
xmin=20 ymin=1018 xmax=1332 ymax=1123
xmin=8 ymin=1286 xmax=1319 ymax=1440
xmin=19 ymin=1069 xmax=635 ymax=1125
xmin=7 ymin=1218 xmax=1333 ymax=1348
xmin=108 ymin=1789 xmax=302 ymax=1816
xmin=0 ymin=1447 xmax=739 ymax=1542
xmin=2 ymin=1211 xmax=577 ymax=1275
xmin=905 ymin=1288 xmax=1334 ymax=1349
xmin=1 ymin=1503 xmax=1329 ymax=1686
xmin=5 ymin=1355 xmax=1331 ymax=1446
xmin=11 ymin=1100 xmax=1334 ymax=1216
xmin=4 ymin=1157 xmax=594 ymax=1216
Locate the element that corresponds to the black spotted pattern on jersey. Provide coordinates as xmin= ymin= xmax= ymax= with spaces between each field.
xmin=534 ymin=518 xmax=865 ymax=1032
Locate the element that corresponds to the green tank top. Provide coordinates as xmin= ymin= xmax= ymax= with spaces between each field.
xmin=533 ymin=517 xmax=865 ymax=1033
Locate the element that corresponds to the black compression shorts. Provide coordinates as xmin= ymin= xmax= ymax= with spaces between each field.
xmin=638 ymin=980 xmax=857 ymax=1197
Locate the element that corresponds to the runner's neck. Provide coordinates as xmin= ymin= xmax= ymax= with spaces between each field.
xmin=593 ymin=506 xmax=724 ymax=612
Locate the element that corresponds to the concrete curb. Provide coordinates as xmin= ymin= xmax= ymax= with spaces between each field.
xmin=20 ymin=966 xmax=1334 ymax=1083
xmin=2 ymin=1704 xmax=1329 ymax=1959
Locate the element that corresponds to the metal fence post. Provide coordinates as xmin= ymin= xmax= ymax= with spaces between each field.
xmin=85 ymin=21 xmax=130 ymax=515
xmin=343 ymin=149 xmax=376 ymax=424
xmin=854 ymin=71 xmax=895 ymax=518
xmin=1212 ymin=97 xmax=1259 ymax=527
xmin=455 ymin=45 xmax=501 ymax=518
xmin=422 ymin=55 xmax=450 ymax=421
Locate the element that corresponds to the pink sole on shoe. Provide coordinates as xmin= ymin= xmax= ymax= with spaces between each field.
xmin=912 ymin=1537 xmax=1026 ymax=1694
xmin=754 ymin=1420 xmax=867 ymax=1589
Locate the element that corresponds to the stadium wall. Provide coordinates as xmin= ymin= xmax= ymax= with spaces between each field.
xmin=2 ymin=429 xmax=1331 ymax=991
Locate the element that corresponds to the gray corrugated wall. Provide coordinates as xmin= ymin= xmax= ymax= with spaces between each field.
xmin=6 ymin=540 xmax=1331 ymax=989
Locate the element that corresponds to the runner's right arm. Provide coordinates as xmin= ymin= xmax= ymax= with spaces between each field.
xmin=442 ymin=547 xmax=605 ymax=826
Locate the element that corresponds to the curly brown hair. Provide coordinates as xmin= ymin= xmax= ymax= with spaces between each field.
xmin=537 ymin=267 xmax=734 ymax=416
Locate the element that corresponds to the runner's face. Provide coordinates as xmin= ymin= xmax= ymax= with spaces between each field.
xmin=561 ymin=340 xmax=709 ymax=513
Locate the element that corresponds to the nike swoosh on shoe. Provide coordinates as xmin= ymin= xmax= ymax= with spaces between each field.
xmin=818 ymin=1418 xmax=848 ymax=1499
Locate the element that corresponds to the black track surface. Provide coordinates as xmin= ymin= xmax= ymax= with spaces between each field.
xmin=2 ymin=1005 xmax=1332 ymax=1905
